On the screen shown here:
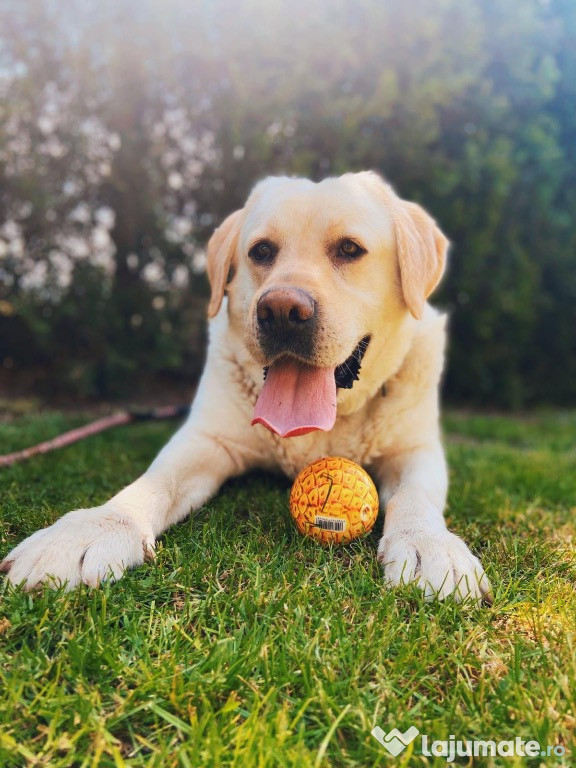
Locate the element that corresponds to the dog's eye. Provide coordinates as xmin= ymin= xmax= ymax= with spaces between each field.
xmin=338 ymin=239 xmax=365 ymax=259
xmin=249 ymin=240 xmax=276 ymax=263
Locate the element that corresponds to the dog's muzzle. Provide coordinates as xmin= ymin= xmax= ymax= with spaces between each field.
xmin=256 ymin=286 xmax=317 ymax=361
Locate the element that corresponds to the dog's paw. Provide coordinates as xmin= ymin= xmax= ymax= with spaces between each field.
xmin=0 ymin=507 xmax=155 ymax=591
xmin=377 ymin=528 xmax=492 ymax=604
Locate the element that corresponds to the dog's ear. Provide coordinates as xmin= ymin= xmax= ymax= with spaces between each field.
xmin=392 ymin=199 xmax=449 ymax=320
xmin=206 ymin=209 xmax=243 ymax=318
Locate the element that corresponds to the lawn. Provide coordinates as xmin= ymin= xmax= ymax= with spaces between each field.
xmin=0 ymin=410 xmax=575 ymax=767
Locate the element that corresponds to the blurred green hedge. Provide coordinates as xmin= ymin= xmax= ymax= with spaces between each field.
xmin=0 ymin=0 xmax=575 ymax=407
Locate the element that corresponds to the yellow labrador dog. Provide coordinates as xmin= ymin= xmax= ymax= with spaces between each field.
xmin=1 ymin=172 xmax=491 ymax=602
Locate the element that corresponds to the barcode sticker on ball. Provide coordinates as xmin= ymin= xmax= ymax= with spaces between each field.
xmin=314 ymin=516 xmax=346 ymax=532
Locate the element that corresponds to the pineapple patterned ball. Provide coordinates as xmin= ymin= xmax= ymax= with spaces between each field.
xmin=289 ymin=457 xmax=379 ymax=545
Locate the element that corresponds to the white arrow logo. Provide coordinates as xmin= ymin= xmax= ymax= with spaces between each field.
xmin=371 ymin=725 xmax=420 ymax=756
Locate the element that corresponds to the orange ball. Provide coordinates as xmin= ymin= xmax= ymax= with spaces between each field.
xmin=289 ymin=457 xmax=379 ymax=545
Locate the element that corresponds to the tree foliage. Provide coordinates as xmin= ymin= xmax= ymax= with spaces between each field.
xmin=0 ymin=0 xmax=574 ymax=406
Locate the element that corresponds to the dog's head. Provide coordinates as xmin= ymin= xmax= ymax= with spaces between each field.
xmin=206 ymin=171 xmax=448 ymax=437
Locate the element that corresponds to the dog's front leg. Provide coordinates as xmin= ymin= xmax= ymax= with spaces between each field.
xmin=1 ymin=381 xmax=257 ymax=591
xmin=374 ymin=443 xmax=491 ymax=603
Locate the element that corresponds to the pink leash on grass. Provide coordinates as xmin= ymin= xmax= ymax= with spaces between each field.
xmin=0 ymin=405 xmax=190 ymax=468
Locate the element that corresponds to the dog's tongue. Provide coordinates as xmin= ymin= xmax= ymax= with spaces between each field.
xmin=252 ymin=359 xmax=337 ymax=438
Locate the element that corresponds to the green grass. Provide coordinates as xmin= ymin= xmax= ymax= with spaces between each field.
xmin=0 ymin=410 xmax=575 ymax=767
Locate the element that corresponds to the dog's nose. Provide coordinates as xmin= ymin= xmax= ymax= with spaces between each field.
xmin=257 ymin=287 xmax=315 ymax=331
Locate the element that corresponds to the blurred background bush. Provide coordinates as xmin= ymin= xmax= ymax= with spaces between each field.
xmin=0 ymin=0 xmax=574 ymax=408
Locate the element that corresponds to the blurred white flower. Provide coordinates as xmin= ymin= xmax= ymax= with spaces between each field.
xmin=63 ymin=180 xmax=79 ymax=196
xmin=266 ymin=121 xmax=282 ymax=137
xmin=49 ymin=250 xmax=74 ymax=289
xmin=181 ymin=137 xmax=198 ymax=154
xmin=40 ymin=136 xmax=67 ymax=158
xmin=108 ymin=133 xmax=121 ymax=151
xmin=95 ymin=206 xmax=115 ymax=229
xmin=192 ymin=248 xmax=207 ymax=274
xmin=1 ymin=220 xmax=21 ymax=240
xmin=92 ymin=248 xmax=115 ymax=274
xmin=166 ymin=215 xmax=191 ymax=243
xmin=59 ymin=234 xmax=90 ymax=259
xmin=69 ymin=203 xmax=92 ymax=224
xmin=37 ymin=115 xmax=56 ymax=134
xmin=9 ymin=237 xmax=24 ymax=257
xmin=142 ymin=261 xmax=163 ymax=285
xmin=172 ymin=264 xmax=189 ymax=288
xmin=92 ymin=226 xmax=111 ymax=250
xmin=168 ymin=171 xmax=184 ymax=190
xmin=18 ymin=201 xmax=33 ymax=219
xmin=20 ymin=260 xmax=48 ymax=291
